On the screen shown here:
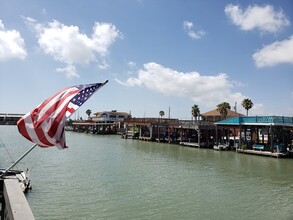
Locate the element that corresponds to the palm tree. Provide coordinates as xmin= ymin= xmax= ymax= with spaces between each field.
xmin=86 ymin=109 xmax=92 ymax=119
xmin=241 ymin=98 xmax=253 ymax=116
xmin=191 ymin=104 xmax=200 ymax=121
xmin=159 ymin=110 xmax=165 ymax=118
xmin=216 ymin=102 xmax=231 ymax=119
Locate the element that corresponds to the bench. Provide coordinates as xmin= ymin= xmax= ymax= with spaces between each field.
xmin=253 ymin=144 xmax=264 ymax=151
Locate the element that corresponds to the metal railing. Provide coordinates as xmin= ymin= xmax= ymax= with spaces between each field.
xmin=217 ymin=116 xmax=293 ymax=126
xmin=241 ymin=116 xmax=293 ymax=124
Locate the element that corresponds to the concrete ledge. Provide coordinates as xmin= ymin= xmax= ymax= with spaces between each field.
xmin=3 ymin=178 xmax=34 ymax=220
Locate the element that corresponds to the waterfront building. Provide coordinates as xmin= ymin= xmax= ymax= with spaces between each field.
xmin=68 ymin=108 xmax=293 ymax=158
xmin=91 ymin=110 xmax=130 ymax=123
xmin=123 ymin=117 xmax=216 ymax=148
xmin=215 ymin=116 xmax=293 ymax=157
xmin=178 ymin=109 xmax=243 ymax=148
xmin=201 ymin=108 xmax=243 ymax=122
xmin=122 ymin=117 xmax=179 ymax=142
xmin=71 ymin=110 xmax=130 ymax=134
xmin=122 ymin=109 xmax=243 ymax=148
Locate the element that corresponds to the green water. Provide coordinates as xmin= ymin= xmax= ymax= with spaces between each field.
xmin=1 ymin=126 xmax=292 ymax=220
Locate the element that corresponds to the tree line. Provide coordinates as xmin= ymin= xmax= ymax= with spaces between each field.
xmin=84 ymin=98 xmax=253 ymax=121
xmin=190 ymin=98 xmax=254 ymax=120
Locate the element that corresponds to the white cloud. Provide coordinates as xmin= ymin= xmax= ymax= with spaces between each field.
xmin=183 ymin=21 xmax=205 ymax=40
xmin=56 ymin=65 xmax=79 ymax=78
xmin=127 ymin=61 xmax=137 ymax=68
xmin=24 ymin=17 xmax=121 ymax=78
xmin=183 ymin=21 xmax=193 ymax=29
xmin=115 ymin=77 xmax=142 ymax=87
xmin=117 ymin=62 xmax=246 ymax=107
xmin=253 ymin=35 xmax=293 ymax=67
xmin=0 ymin=20 xmax=27 ymax=61
xmin=97 ymin=60 xmax=109 ymax=70
xmin=225 ymin=4 xmax=290 ymax=33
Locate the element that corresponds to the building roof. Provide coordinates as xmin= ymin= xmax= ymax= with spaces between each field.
xmin=215 ymin=116 xmax=293 ymax=127
xmin=92 ymin=111 xmax=130 ymax=118
xmin=202 ymin=109 xmax=243 ymax=117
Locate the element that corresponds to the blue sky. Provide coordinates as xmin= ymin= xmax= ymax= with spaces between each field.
xmin=0 ymin=0 xmax=292 ymax=119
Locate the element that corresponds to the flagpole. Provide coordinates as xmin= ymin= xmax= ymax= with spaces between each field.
xmin=103 ymin=80 xmax=109 ymax=86
xmin=0 ymin=143 xmax=38 ymax=178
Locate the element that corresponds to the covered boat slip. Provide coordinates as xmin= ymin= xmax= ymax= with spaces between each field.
xmin=121 ymin=116 xmax=293 ymax=158
xmin=123 ymin=118 xmax=217 ymax=148
xmin=122 ymin=118 xmax=180 ymax=142
xmin=215 ymin=116 xmax=293 ymax=157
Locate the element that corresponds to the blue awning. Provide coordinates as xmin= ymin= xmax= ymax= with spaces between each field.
xmin=215 ymin=116 xmax=293 ymax=127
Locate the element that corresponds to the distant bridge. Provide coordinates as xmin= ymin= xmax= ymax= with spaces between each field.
xmin=0 ymin=113 xmax=24 ymax=125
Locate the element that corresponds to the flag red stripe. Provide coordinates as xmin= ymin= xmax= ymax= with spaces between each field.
xmin=36 ymin=87 xmax=72 ymax=112
xmin=48 ymin=105 xmax=68 ymax=139
xmin=67 ymin=107 xmax=76 ymax=115
xmin=36 ymin=89 xmax=79 ymax=127
xmin=32 ymin=112 xmax=54 ymax=146
xmin=17 ymin=117 xmax=32 ymax=142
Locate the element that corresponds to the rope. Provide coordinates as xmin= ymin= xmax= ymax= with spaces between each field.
xmin=29 ymin=152 xmax=41 ymax=172
xmin=0 ymin=137 xmax=15 ymax=165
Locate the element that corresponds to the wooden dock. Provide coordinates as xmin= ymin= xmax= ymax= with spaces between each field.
xmin=179 ymin=142 xmax=200 ymax=147
xmin=139 ymin=136 xmax=154 ymax=141
xmin=237 ymin=149 xmax=287 ymax=158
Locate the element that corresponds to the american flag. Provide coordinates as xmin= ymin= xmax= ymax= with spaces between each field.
xmin=17 ymin=81 xmax=108 ymax=149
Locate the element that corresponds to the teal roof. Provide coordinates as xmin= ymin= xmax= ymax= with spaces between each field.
xmin=215 ymin=116 xmax=293 ymax=127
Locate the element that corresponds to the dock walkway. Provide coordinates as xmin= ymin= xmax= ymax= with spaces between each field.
xmin=179 ymin=142 xmax=200 ymax=147
xmin=237 ymin=149 xmax=287 ymax=158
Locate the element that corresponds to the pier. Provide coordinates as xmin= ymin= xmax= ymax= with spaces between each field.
xmin=70 ymin=121 xmax=118 ymax=134
xmin=68 ymin=114 xmax=293 ymax=158
xmin=123 ymin=118 xmax=217 ymax=147
xmin=0 ymin=114 xmax=24 ymax=125
xmin=0 ymin=177 xmax=34 ymax=220
xmin=120 ymin=115 xmax=293 ymax=158
xmin=236 ymin=149 xmax=287 ymax=158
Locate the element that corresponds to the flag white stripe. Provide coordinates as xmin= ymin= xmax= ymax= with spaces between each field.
xmin=66 ymin=102 xmax=80 ymax=118
xmin=23 ymin=113 xmax=41 ymax=145
xmin=37 ymin=87 xmax=79 ymax=120
xmin=38 ymin=94 xmax=77 ymax=147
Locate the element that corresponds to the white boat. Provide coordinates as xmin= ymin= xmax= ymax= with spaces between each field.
xmin=213 ymin=144 xmax=230 ymax=151
xmin=0 ymin=168 xmax=31 ymax=193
